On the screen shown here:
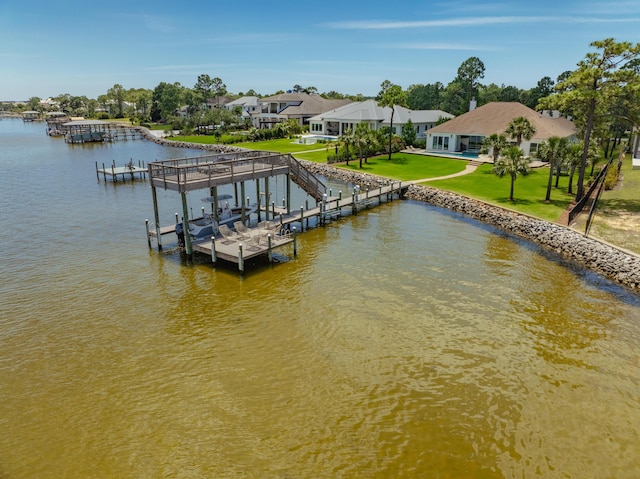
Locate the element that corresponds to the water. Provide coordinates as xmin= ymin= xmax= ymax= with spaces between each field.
xmin=1 ymin=119 xmax=639 ymax=478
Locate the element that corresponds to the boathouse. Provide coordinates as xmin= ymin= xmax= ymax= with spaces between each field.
xmin=146 ymin=150 xmax=405 ymax=271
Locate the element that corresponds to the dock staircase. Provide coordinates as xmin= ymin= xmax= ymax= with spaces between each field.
xmin=287 ymin=156 xmax=326 ymax=202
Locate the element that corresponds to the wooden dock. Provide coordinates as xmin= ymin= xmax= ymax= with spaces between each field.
xmin=96 ymin=160 xmax=147 ymax=183
xmin=147 ymin=181 xmax=404 ymax=271
xmin=145 ymin=150 xmax=406 ymax=271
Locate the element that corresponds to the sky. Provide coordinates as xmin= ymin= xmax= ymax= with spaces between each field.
xmin=1 ymin=0 xmax=639 ymax=101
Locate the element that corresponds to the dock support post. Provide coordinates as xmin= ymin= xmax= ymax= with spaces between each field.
xmin=212 ymin=187 xmax=219 ymax=220
xmin=240 ymin=181 xmax=246 ymax=223
xmin=305 ymin=200 xmax=309 ymax=229
xmin=265 ymin=178 xmax=270 ymax=220
xmin=339 ymin=191 xmax=342 ymax=214
xmin=181 ymin=192 xmax=192 ymax=257
xmin=151 ymin=185 xmax=163 ymax=251
xmin=300 ymin=206 xmax=304 ymax=232
xmin=211 ymin=237 xmax=217 ymax=265
xmin=271 ymin=201 xmax=276 ymax=219
xmin=234 ymin=183 xmax=239 ymax=207
xmin=286 ymin=174 xmax=291 ymax=215
xmin=292 ymin=227 xmax=297 ymax=257
xmin=267 ymin=234 xmax=273 ymax=262
xmin=321 ymin=194 xmax=327 ymax=225
xmin=95 ymin=161 xmax=100 ymax=182
xmin=111 ymin=162 xmax=116 ymax=182
xmin=145 ymin=219 xmax=151 ymax=249
xmin=102 ymin=163 xmax=107 ymax=182
xmin=238 ymin=244 xmax=244 ymax=273
xmin=256 ymin=179 xmax=261 ymax=222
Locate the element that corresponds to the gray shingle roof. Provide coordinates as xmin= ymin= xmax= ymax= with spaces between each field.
xmin=309 ymin=99 xmax=453 ymax=124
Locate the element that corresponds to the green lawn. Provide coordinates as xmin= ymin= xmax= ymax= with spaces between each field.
xmin=167 ymin=135 xmax=334 ymax=154
xmin=294 ymin=150 xmax=335 ymax=163
xmin=597 ymin=156 xmax=640 ymax=212
xmin=335 ymin=153 xmax=467 ymax=181
xmin=428 ymin=164 xmax=574 ymax=222
xmin=158 ymin=134 xmax=576 ymax=222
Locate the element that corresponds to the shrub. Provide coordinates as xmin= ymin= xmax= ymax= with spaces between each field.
xmin=604 ymin=164 xmax=620 ymax=190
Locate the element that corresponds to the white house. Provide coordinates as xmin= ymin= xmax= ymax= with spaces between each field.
xmin=253 ymin=92 xmax=351 ymax=129
xmin=223 ymin=96 xmax=259 ymax=121
xmin=426 ymin=102 xmax=577 ymax=157
xmin=307 ymin=99 xmax=453 ymax=138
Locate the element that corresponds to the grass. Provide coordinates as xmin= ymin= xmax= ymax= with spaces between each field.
xmin=596 ymin=156 xmax=640 ymax=212
xmin=428 ymin=164 xmax=574 ymax=222
xmin=335 ymin=153 xmax=467 ymax=181
xmin=152 ymin=134 xmax=587 ymax=225
xmin=167 ymin=135 xmax=334 ymax=154
xmin=572 ymin=155 xmax=640 ymax=253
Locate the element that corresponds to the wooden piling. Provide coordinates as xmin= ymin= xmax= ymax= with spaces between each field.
xmin=145 ymin=219 xmax=151 ymax=249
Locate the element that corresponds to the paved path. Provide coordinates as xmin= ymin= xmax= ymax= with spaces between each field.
xmin=409 ymin=163 xmax=479 ymax=184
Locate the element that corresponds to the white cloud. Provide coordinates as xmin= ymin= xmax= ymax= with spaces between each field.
xmin=388 ymin=42 xmax=497 ymax=51
xmin=324 ymin=16 xmax=553 ymax=29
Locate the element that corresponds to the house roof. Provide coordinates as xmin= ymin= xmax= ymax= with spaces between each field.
xmin=258 ymin=92 xmax=351 ymax=116
xmin=225 ymin=96 xmax=259 ymax=108
xmin=427 ymin=102 xmax=576 ymax=140
xmin=309 ymin=99 xmax=454 ymax=124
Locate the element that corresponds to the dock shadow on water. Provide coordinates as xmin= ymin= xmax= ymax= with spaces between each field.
xmin=1 ymin=119 xmax=640 ymax=478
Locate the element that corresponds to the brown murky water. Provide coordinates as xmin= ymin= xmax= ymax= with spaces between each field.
xmin=1 ymin=120 xmax=639 ymax=478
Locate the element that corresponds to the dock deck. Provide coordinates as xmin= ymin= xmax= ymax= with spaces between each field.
xmin=96 ymin=161 xmax=147 ymax=182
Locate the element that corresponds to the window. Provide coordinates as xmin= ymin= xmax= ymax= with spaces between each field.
xmin=431 ymin=136 xmax=449 ymax=150
xmin=529 ymin=143 xmax=539 ymax=155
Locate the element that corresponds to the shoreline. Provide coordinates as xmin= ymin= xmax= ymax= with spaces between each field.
xmin=140 ymin=130 xmax=640 ymax=291
xmin=299 ymin=160 xmax=640 ymax=291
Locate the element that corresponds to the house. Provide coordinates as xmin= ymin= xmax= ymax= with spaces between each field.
xmin=253 ymin=92 xmax=351 ymax=129
xmin=308 ymin=99 xmax=453 ymax=138
xmin=426 ymin=101 xmax=577 ymax=157
xmin=223 ymin=96 xmax=259 ymax=122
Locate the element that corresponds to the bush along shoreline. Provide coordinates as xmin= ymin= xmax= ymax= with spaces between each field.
xmin=300 ymin=160 xmax=640 ymax=291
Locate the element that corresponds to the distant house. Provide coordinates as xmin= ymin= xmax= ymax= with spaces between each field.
xmin=426 ymin=101 xmax=577 ymax=157
xmin=253 ymin=92 xmax=351 ymax=129
xmin=308 ymin=99 xmax=453 ymax=138
xmin=224 ymin=96 xmax=259 ymax=122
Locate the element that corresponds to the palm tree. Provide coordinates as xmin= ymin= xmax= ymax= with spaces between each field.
xmin=538 ymin=136 xmax=569 ymax=201
xmin=505 ymin=116 xmax=536 ymax=147
xmin=339 ymin=129 xmax=356 ymax=166
xmin=377 ymin=81 xmax=407 ymax=161
xmin=354 ymin=123 xmax=377 ymax=168
xmin=481 ymin=133 xmax=508 ymax=163
xmin=493 ymin=146 xmax=531 ymax=201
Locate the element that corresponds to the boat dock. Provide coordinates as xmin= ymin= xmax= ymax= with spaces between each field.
xmin=96 ymin=160 xmax=147 ymax=183
xmin=63 ymin=120 xmax=144 ymax=144
xmin=145 ymin=150 xmax=405 ymax=271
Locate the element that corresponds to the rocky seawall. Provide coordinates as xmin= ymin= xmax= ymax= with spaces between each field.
xmin=299 ymin=160 xmax=640 ymax=290
xmin=137 ymin=127 xmax=247 ymax=154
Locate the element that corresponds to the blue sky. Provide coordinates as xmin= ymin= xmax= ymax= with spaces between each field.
xmin=1 ymin=0 xmax=639 ymax=100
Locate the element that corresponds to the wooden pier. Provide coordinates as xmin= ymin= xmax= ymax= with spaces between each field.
xmin=63 ymin=120 xmax=144 ymax=144
xmin=145 ymin=150 xmax=405 ymax=271
xmin=96 ymin=160 xmax=147 ymax=183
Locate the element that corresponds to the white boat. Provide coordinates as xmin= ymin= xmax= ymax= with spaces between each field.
xmin=176 ymin=195 xmax=258 ymax=243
